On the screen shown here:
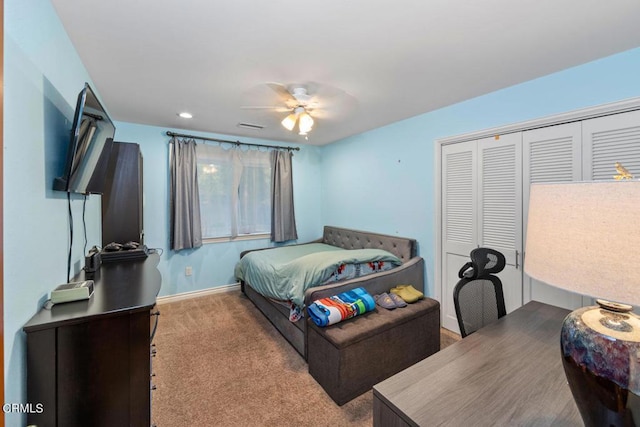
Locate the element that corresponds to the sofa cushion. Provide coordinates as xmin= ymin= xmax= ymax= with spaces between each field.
xmin=312 ymin=297 xmax=439 ymax=349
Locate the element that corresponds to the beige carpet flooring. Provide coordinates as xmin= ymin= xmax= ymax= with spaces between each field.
xmin=151 ymin=290 xmax=460 ymax=427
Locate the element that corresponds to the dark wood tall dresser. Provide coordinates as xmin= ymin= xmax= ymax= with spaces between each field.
xmin=23 ymin=254 xmax=161 ymax=427
xmin=102 ymin=141 xmax=144 ymax=246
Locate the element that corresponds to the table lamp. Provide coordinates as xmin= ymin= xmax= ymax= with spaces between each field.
xmin=525 ymin=179 xmax=640 ymax=427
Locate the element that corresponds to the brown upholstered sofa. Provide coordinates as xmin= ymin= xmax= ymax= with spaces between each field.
xmin=308 ymin=296 xmax=440 ymax=404
xmin=240 ymin=226 xmax=425 ymax=359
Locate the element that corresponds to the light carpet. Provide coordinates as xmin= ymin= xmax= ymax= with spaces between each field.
xmin=151 ymin=290 xmax=460 ymax=426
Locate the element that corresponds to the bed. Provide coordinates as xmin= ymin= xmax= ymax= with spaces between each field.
xmin=237 ymin=226 xmax=425 ymax=359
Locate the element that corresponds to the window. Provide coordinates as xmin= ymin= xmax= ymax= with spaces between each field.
xmin=196 ymin=144 xmax=271 ymax=240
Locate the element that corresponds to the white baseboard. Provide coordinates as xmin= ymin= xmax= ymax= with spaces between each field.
xmin=157 ymin=282 xmax=241 ymax=305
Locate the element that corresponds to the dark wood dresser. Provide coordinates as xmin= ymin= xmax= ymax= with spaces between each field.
xmin=102 ymin=141 xmax=144 ymax=246
xmin=23 ymin=254 xmax=161 ymax=427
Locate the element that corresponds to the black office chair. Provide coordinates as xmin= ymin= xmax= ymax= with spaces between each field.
xmin=453 ymin=247 xmax=507 ymax=338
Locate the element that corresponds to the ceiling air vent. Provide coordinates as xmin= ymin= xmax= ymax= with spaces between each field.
xmin=237 ymin=122 xmax=264 ymax=131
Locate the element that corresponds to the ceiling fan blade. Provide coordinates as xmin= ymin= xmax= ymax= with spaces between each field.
xmin=266 ymin=82 xmax=295 ymax=103
xmin=241 ymin=105 xmax=283 ymax=108
xmin=240 ymin=105 xmax=292 ymax=113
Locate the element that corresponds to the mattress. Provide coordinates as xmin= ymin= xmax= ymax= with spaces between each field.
xmin=235 ymin=243 xmax=402 ymax=311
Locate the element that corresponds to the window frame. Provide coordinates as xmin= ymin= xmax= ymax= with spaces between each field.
xmin=195 ymin=144 xmax=272 ymax=242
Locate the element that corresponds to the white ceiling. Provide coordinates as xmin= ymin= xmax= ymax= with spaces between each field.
xmin=51 ymin=0 xmax=640 ymax=146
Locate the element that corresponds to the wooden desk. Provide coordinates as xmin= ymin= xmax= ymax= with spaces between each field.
xmin=373 ymin=301 xmax=581 ymax=426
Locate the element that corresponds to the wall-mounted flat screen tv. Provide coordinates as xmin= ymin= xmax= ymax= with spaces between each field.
xmin=53 ymin=83 xmax=116 ymax=194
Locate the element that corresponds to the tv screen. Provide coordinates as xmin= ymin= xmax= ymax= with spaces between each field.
xmin=53 ymin=83 xmax=116 ymax=194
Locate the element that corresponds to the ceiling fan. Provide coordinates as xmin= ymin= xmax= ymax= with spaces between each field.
xmin=241 ymin=82 xmax=357 ymax=137
xmin=272 ymin=85 xmax=316 ymax=135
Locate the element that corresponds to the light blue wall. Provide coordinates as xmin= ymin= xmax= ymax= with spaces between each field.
xmin=113 ymin=122 xmax=323 ymax=297
xmin=321 ymin=47 xmax=640 ymax=298
xmin=5 ymin=0 xmax=640 ymax=420
xmin=4 ymin=1 xmax=104 ymax=424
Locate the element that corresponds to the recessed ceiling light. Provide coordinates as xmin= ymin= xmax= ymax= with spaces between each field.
xmin=178 ymin=112 xmax=193 ymax=119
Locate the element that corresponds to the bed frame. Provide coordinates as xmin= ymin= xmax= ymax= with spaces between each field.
xmin=240 ymin=226 xmax=425 ymax=359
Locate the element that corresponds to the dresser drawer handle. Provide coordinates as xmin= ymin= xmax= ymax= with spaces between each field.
xmin=150 ymin=311 xmax=160 ymax=341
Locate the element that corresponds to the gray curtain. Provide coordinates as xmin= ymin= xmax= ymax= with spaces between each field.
xmin=271 ymin=150 xmax=298 ymax=242
xmin=170 ymin=137 xmax=203 ymax=250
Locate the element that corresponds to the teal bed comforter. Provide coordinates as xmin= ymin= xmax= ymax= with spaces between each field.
xmin=234 ymin=243 xmax=402 ymax=308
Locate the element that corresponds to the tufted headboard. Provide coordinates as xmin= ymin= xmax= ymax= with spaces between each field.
xmin=321 ymin=226 xmax=417 ymax=262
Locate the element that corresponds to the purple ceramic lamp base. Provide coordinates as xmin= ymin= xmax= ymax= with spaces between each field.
xmin=561 ymin=300 xmax=640 ymax=427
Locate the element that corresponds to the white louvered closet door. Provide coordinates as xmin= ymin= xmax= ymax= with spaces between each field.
xmin=522 ymin=122 xmax=584 ymax=309
xmin=583 ymin=110 xmax=640 ymax=181
xmin=441 ymin=141 xmax=477 ymax=332
xmin=477 ymin=134 xmax=523 ymax=314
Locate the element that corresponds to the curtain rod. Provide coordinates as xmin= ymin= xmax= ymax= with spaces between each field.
xmin=166 ymin=131 xmax=300 ymax=151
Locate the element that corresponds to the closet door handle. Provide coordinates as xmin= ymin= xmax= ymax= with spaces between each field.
xmin=515 ymin=250 xmax=519 ymax=269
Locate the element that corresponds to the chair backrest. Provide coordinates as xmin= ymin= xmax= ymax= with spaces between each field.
xmin=453 ymin=248 xmax=507 ymax=338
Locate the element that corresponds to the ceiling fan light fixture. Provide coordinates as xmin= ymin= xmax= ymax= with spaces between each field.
xmin=298 ymin=112 xmax=314 ymax=134
xmin=281 ymin=113 xmax=297 ymax=131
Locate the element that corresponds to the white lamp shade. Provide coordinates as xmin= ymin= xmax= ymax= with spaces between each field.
xmin=524 ymin=180 xmax=640 ymax=306
xmin=281 ymin=113 xmax=297 ymax=131
xmin=298 ymin=112 xmax=314 ymax=134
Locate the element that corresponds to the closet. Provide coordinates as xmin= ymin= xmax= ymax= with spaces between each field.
xmin=441 ymin=134 xmax=523 ymax=333
xmin=439 ymin=105 xmax=640 ymax=334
